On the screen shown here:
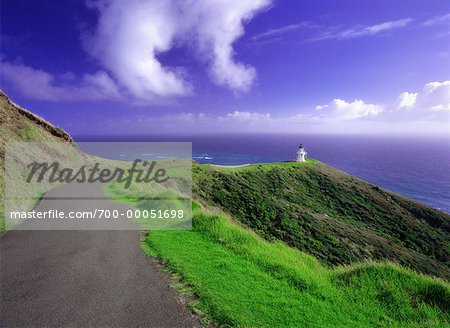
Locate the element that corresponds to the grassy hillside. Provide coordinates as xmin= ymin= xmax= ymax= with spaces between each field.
xmin=137 ymin=203 xmax=449 ymax=327
xmin=0 ymin=91 xmax=73 ymax=143
xmin=106 ymin=161 xmax=450 ymax=326
xmin=193 ymin=161 xmax=450 ymax=280
xmin=0 ymin=90 xmax=76 ymax=231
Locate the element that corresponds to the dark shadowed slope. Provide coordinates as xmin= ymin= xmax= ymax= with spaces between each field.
xmin=193 ymin=162 xmax=450 ymax=280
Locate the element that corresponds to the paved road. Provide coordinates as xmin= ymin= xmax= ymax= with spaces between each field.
xmin=0 ymin=183 xmax=199 ymax=327
xmin=211 ymin=164 xmax=250 ymax=168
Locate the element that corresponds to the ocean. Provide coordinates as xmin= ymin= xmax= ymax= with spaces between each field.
xmin=75 ymin=134 xmax=450 ymax=214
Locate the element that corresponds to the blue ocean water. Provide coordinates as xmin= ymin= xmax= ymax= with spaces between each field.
xmin=76 ymin=134 xmax=450 ymax=214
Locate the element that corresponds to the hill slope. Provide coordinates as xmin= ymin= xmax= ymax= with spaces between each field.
xmin=193 ymin=162 xmax=450 ymax=280
xmin=0 ymin=90 xmax=72 ymax=144
xmin=0 ymin=90 xmax=75 ymax=230
xmin=139 ymin=203 xmax=449 ymax=327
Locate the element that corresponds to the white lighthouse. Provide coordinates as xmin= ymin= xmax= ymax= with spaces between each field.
xmin=296 ymin=144 xmax=307 ymax=162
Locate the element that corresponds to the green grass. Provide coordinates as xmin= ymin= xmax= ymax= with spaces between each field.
xmin=142 ymin=203 xmax=449 ymax=327
xmin=1 ymin=121 xmax=57 ymax=232
xmin=1 ymin=114 xmax=82 ymax=232
xmin=103 ymin=160 xmax=449 ymax=326
xmin=193 ymin=161 xmax=450 ymax=280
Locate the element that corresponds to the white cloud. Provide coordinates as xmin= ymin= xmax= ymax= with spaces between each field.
xmin=85 ymin=0 xmax=191 ymax=101
xmin=422 ymin=13 xmax=450 ymax=26
xmin=397 ymin=92 xmax=418 ymax=108
xmin=136 ymin=81 xmax=449 ymax=134
xmin=381 ymin=81 xmax=449 ymax=128
xmin=219 ymin=110 xmax=271 ymax=122
xmin=313 ymin=82 xmax=449 ymax=126
xmin=312 ymin=81 xmax=449 ymax=125
xmin=251 ymin=22 xmax=313 ymax=43
xmin=423 ymin=80 xmax=450 ymax=93
xmin=395 ymin=81 xmax=450 ymax=114
xmin=364 ymin=19 xmax=413 ymax=35
xmin=315 ymin=99 xmax=384 ymax=120
xmin=189 ymin=1 xmax=271 ymax=91
xmin=414 ymin=81 xmax=450 ymax=113
xmin=103 ymin=81 xmax=449 ymax=134
xmin=85 ymin=0 xmax=271 ymax=99
xmin=252 ymin=18 xmax=413 ymax=44
xmin=317 ymin=18 xmax=413 ymax=41
xmin=2 ymin=0 xmax=270 ymax=102
xmin=1 ymin=60 xmax=121 ymax=101
xmin=252 ymin=12 xmax=450 ymax=45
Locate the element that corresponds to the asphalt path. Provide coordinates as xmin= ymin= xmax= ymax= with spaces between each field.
xmin=0 ymin=183 xmax=199 ymax=327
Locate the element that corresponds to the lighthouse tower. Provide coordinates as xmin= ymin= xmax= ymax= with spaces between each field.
xmin=296 ymin=144 xmax=307 ymax=162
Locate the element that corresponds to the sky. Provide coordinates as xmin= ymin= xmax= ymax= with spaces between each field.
xmin=1 ymin=0 xmax=449 ymax=136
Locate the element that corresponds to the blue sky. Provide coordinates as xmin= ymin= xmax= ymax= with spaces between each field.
xmin=1 ymin=0 xmax=449 ymax=135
